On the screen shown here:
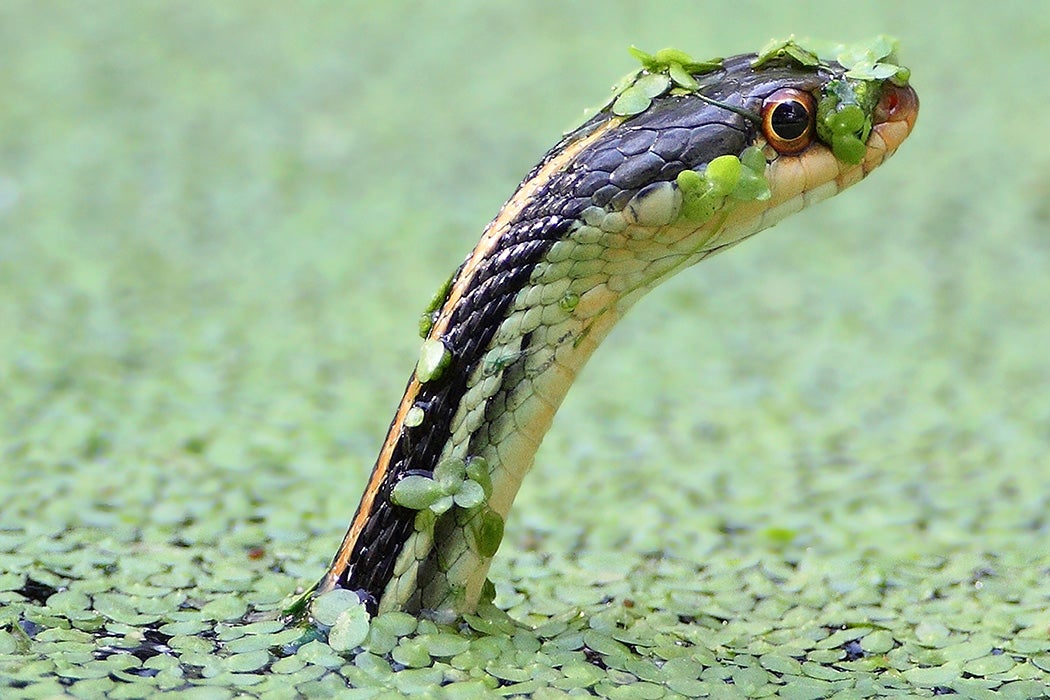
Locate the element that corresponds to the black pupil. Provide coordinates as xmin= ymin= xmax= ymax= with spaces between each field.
xmin=770 ymin=100 xmax=810 ymax=140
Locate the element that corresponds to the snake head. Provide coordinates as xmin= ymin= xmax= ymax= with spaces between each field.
xmin=558 ymin=38 xmax=918 ymax=263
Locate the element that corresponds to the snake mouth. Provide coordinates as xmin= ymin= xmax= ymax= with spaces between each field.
xmin=866 ymin=83 xmax=919 ymax=166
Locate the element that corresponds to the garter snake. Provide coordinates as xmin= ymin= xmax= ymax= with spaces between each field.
xmin=315 ymin=41 xmax=918 ymax=618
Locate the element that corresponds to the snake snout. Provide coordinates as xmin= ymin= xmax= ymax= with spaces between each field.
xmin=875 ymin=83 xmax=919 ymax=133
xmin=865 ymin=83 xmax=919 ymax=167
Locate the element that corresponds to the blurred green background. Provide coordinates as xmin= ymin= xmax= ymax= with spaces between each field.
xmin=2 ymin=1 xmax=1049 ymax=696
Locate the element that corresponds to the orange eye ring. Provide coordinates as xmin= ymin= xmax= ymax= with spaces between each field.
xmin=761 ymin=88 xmax=816 ymax=155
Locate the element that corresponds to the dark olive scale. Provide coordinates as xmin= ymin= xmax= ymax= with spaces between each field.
xmin=331 ymin=53 xmax=846 ymax=611
xmin=769 ymin=100 xmax=811 ymax=140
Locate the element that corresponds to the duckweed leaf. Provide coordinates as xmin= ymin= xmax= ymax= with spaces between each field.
xmin=391 ymin=638 xmax=431 ymax=668
xmin=465 ymin=457 xmax=492 ymax=498
xmin=739 ymin=145 xmax=767 ymax=172
xmin=668 ymin=62 xmax=698 ymax=90
xmin=328 ymin=605 xmax=370 ymax=652
xmin=391 ymin=475 xmax=443 ymax=510
xmin=652 ymin=48 xmax=693 ymax=66
xmin=705 ymin=155 xmax=742 ymax=197
xmin=224 ymin=649 xmax=270 ymax=673
xmin=471 ymin=509 xmax=505 ymax=558
xmin=832 ymin=134 xmax=867 ymax=164
xmin=612 ymin=87 xmax=652 ymax=117
xmin=430 ymin=494 xmax=455 ymax=515
xmin=732 ymin=169 xmax=771 ymax=201
xmin=418 ymin=633 xmax=470 ymax=658
xmin=453 ymin=479 xmax=486 ymax=509
xmin=416 ymin=338 xmax=452 ymax=383
xmin=311 ymin=588 xmax=363 ymax=627
xmin=753 ymin=37 xmax=821 ymax=69
xmin=434 ymin=457 xmax=467 ymax=492
xmin=634 ymin=73 xmax=670 ymax=99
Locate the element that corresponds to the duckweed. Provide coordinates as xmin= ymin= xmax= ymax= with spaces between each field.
xmin=416 ymin=339 xmax=452 ymax=383
xmin=4 ymin=4 xmax=1049 ymax=699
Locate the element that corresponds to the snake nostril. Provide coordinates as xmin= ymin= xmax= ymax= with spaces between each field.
xmin=875 ymin=84 xmax=919 ymax=127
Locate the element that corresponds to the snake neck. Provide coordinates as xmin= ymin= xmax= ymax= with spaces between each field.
xmin=329 ymin=163 xmax=778 ymax=616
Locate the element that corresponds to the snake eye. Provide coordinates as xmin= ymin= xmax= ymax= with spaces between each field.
xmin=761 ymin=88 xmax=816 ymax=155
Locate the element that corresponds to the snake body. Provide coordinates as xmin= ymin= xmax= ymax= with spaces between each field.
xmin=317 ymin=43 xmax=918 ymax=617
